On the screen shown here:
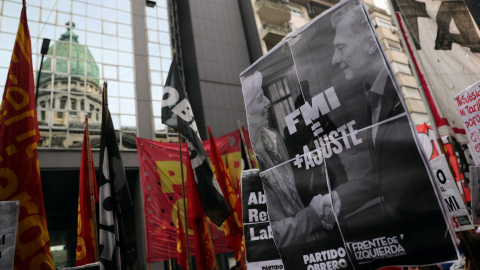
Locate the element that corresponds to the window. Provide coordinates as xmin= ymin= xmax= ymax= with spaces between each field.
xmin=290 ymin=6 xmax=303 ymax=17
xmin=387 ymin=39 xmax=402 ymax=52
xmin=376 ymin=18 xmax=392 ymax=30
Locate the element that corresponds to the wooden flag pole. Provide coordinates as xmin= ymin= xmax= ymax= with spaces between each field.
xmin=178 ymin=132 xmax=192 ymax=270
xmin=237 ymin=121 xmax=252 ymax=169
xmin=85 ymin=115 xmax=99 ymax=262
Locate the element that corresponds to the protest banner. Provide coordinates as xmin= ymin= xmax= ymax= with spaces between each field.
xmin=0 ymin=201 xmax=19 ymax=270
xmin=454 ymin=80 xmax=480 ymax=165
xmin=392 ymin=0 xmax=480 ymax=143
xmin=242 ymin=169 xmax=283 ymax=270
xmin=429 ymin=155 xmax=474 ymax=231
xmin=470 ymin=166 xmax=480 ymax=225
xmin=136 ymin=129 xmax=254 ymax=263
xmin=240 ymin=0 xmax=457 ymax=269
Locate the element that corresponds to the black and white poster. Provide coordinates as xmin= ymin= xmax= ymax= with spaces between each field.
xmin=0 ymin=201 xmax=19 ymax=270
xmin=242 ymin=169 xmax=284 ymax=270
xmin=240 ymin=1 xmax=458 ymax=269
xmin=470 ymin=166 xmax=480 ymax=225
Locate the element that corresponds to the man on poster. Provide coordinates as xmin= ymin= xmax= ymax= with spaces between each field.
xmin=319 ymin=1 xmax=456 ymax=266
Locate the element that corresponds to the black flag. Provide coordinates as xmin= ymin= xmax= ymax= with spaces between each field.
xmin=161 ymin=58 xmax=230 ymax=226
xmin=98 ymin=84 xmax=133 ymax=270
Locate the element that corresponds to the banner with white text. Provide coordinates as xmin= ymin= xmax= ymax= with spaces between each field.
xmin=242 ymin=170 xmax=284 ymax=270
xmin=240 ymin=0 xmax=457 ymax=269
xmin=0 ymin=201 xmax=19 ymax=270
xmin=429 ymin=155 xmax=474 ymax=231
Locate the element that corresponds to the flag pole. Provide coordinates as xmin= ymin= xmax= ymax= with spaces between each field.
xmin=85 ymin=115 xmax=99 ymax=262
xmin=177 ymin=132 xmax=192 ymax=270
xmin=237 ymin=121 xmax=252 ymax=169
xmin=103 ymin=81 xmax=109 ymax=132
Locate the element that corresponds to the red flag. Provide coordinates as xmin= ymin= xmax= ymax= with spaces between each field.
xmin=208 ymin=127 xmax=243 ymax=250
xmin=176 ymin=206 xmax=188 ymax=269
xmin=234 ymin=236 xmax=246 ymax=270
xmin=76 ymin=117 xmax=98 ymax=266
xmin=0 ymin=1 xmax=54 ymax=269
xmin=192 ymin=216 xmax=218 ymax=270
xmin=186 ymin=143 xmax=204 ymax=222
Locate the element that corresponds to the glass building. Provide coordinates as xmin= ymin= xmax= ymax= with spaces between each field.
xmin=0 ymin=0 xmax=253 ymax=268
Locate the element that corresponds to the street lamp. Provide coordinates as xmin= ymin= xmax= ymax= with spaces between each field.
xmin=35 ymin=38 xmax=50 ymax=107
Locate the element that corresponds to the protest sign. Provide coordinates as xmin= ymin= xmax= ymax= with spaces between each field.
xmin=470 ymin=166 xmax=480 ymax=225
xmin=136 ymin=129 xmax=254 ymax=262
xmin=0 ymin=201 xmax=19 ymax=270
xmin=429 ymin=155 xmax=474 ymax=231
xmin=242 ymin=169 xmax=283 ymax=270
xmin=240 ymin=0 xmax=457 ymax=269
xmin=392 ymin=0 xmax=480 ymax=143
xmin=454 ymin=80 xmax=480 ymax=165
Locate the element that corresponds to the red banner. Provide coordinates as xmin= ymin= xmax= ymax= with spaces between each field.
xmin=208 ymin=127 xmax=243 ymax=250
xmin=76 ymin=120 xmax=98 ymax=266
xmin=176 ymin=207 xmax=188 ymax=269
xmin=136 ymin=129 xmax=255 ymax=263
xmin=0 ymin=2 xmax=54 ymax=269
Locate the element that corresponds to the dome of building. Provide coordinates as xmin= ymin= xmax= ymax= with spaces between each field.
xmin=39 ymin=22 xmax=100 ymax=89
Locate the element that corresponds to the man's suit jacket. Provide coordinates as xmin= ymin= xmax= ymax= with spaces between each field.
xmin=335 ymin=74 xmax=441 ymax=228
xmin=333 ymin=72 xmax=456 ymax=267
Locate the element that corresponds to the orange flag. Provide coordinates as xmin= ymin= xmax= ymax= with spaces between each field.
xmin=208 ymin=127 xmax=243 ymax=250
xmin=176 ymin=207 xmax=188 ymax=269
xmin=76 ymin=117 xmax=98 ymax=266
xmin=0 ymin=1 xmax=54 ymax=269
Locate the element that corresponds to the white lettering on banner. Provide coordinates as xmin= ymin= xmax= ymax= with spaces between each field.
xmin=430 ymin=155 xmax=475 ymax=231
xmin=248 ymin=191 xmax=266 ymax=205
xmin=250 ymin=225 xmax=273 ymax=241
xmin=285 ymin=88 xmax=340 ymax=135
xmin=293 ymin=120 xmax=363 ymax=170
xmin=249 ymin=209 xmax=268 ymax=222
xmin=347 ymin=236 xmax=406 ymax=260
xmin=161 ymin=86 xmax=180 ymax=107
xmin=303 ymin=248 xmax=348 ymax=270
xmin=262 ymin=265 xmax=284 ymax=270
xmin=171 ymin=99 xmax=201 ymax=140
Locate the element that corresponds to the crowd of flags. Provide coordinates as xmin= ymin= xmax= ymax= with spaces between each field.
xmin=0 ymin=2 xmax=249 ymax=269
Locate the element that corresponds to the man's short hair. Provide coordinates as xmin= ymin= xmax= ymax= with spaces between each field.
xmin=331 ymin=0 xmax=371 ymax=39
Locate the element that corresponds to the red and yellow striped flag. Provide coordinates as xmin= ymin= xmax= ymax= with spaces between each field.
xmin=0 ymin=1 xmax=54 ymax=269
xmin=76 ymin=117 xmax=98 ymax=266
xmin=208 ymin=127 xmax=243 ymax=250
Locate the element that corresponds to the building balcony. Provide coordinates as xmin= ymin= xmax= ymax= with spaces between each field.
xmin=307 ymin=0 xmax=337 ymax=19
xmin=255 ymin=0 xmax=292 ymax=25
xmin=260 ymin=23 xmax=292 ymax=50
